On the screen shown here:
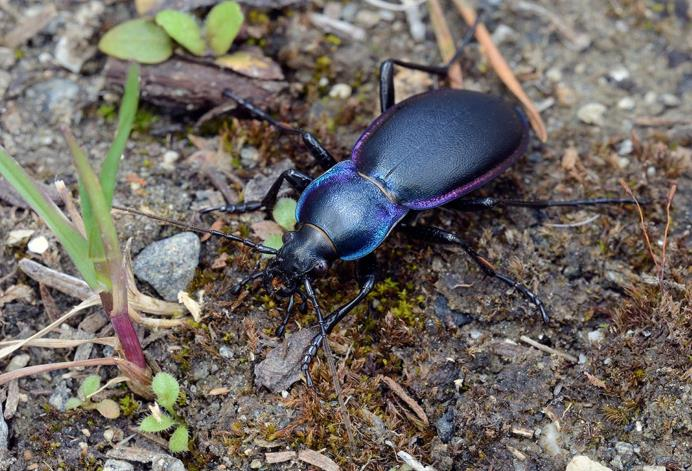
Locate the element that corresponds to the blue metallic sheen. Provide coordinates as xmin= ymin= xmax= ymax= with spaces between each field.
xmin=296 ymin=161 xmax=409 ymax=261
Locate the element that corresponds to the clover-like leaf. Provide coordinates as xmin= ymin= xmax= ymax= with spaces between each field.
xmin=65 ymin=397 xmax=83 ymax=410
xmin=205 ymin=1 xmax=244 ymax=56
xmin=272 ymin=197 xmax=297 ymax=232
xmin=152 ymin=372 xmax=180 ymax=409
xmin=263 ymin=233 xmax=283 ymax=251
xmin=98 ymin=19 xmax=173 ymax=64
xmin=169 ymin=425 xmax=189 ymax=453
xmin=140 ymin=413 xmax=175 ymax=433
xmin=155 ymin=10 xmax=205 ymax=56
xmin=78 ymin=374 xmax=101 ymax=400
xmin=95 ymin=399 xmax=121 ymax=419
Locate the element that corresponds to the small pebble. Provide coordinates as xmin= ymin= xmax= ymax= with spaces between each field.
xmin=566 ymin=455 xmax=612 ymax=471
xmin=219 ymin=345 xmax=233 ymax=359
xmin=355 ymin=9 xmax=381 ymax=28
xmin=578 ymin=103 xmax=606 ymax=126
xmin=281 ymin=390 xmax=289 ymax=398
xmin=660 ymin=93 xmax=680 ymax=107
xmin=329 ymin=83 xmax=352 ymax=99
xmin=617 ymin=96 xmax=635 ymax=110
xmin=617 ymin=139 xmax=633 ymax=155
xmin=587 ymin=330 xmax=604 ymax=345
xmin=646 ymin=166 xmax=656 ymax=177
xmin=0 ymin=70 xmax=10 ymax=98
xmin=555 ymin=83 xmax=577 ymax=106
xmin=103 ymin=460 xmax=134 ymax=471
xmin=0 ymin=47 xmax=15 ymax=69
xmin=160 ymin=150 xmax=179 ymax=171
xmin=608 ymin=66 xmax=630 ymax=82
xmin=240 ymin=146 xmax=259 ymax=168
xmin=27 ymin=236 xmax=49 ymax=254
xmin=491 ymin=24 xmax=517 ymax=45
xmin=614 ymin=441 xmax=636 ymax=455
xmin=250 ymin=459 xmax=262 ymax=469
xmin=151 ymin=455 xmax=185 ymax=471
xmin=546 ymin=67 xmax=562 ymax=82
xmin=6 ymin=229 xmax=35 ymax=246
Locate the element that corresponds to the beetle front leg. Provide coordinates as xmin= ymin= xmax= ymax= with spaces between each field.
xmin=401 ymin=224 xmax=549 ymax=323
xmin=201 ymin=168 xmax=312 ymax=215
xmin=300 ymin=254 xmax=377 ymax=386
xmin=222 ymin=89 xmax=337 ymax=171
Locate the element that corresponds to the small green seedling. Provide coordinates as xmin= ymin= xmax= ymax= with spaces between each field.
xmin=65 ymin=374 xmax=120 ymax=419
xmin=99 ymin=1 xmax=244 ymax=64
xmin=261 ymin=197 xmax=297 ymax=250
xmin=139 ymin=372 xmax=189 ymax=453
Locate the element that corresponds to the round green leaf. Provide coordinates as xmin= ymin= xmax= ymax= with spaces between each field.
xmin=262 ymin=233 xmax=283 ymax=251
xmin=78 ymin=374 xmax=101 ymax=400
xmin=65 ymin=397 xmax=83 ymax=410
xmin=99 ymin=19 xmax=173 ymax=64
xmin=205 ymin=1 xmax=244 ymax=56
xmin=169 ymin=425 xmax=189 ymax=453
xmin=95 ymin=399 xmax=121 ymax=419
xmin=140 ymin=413 xmax=175 ymax=433
xmin=155 ymin=10 xmax=205 ymax=56
xmin=152 ymin=372 xmax=180 ymax=409
xmin=272 ymin=197 xmax=297 ymax=232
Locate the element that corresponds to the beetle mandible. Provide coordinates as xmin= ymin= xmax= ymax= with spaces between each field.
xmin=194 ymin=22 xmax=635 ymax=385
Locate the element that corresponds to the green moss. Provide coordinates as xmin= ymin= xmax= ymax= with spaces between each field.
xmin=97 ymin=104 xmax=117 ymax=121
xmin=119 ymin=394 xmax=140 ymax=417
xmin=133 ymin=108 xmax=158 ymax=133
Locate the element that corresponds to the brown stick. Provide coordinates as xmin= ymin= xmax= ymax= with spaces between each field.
xmin=450 ymin=0 xmax=548 ymax=142
xmin=428 ymin=0 xmax=463 ymax=88
xmin=619 ymin=180 xmax=658 ymax=267
xmin=659 ymin=183 xmax=677 ymax=288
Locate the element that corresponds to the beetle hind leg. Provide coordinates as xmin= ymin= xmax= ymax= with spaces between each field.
xmin=378 ymin=12 xmax=483 ymax=112
xmin=401 ymin=224 xmax=549 ymax=323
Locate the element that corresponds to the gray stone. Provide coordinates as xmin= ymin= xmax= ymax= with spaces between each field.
xmin=219 ymin=345 xmax=233 ymax=359
xmin=0 ymin=71 xmax=10 ymax=99
xmin=435 ymin=408 xmax=455 ymax=443
xmin=0 ymin=403 xmax=8 ymax=450
xmin=133 ymin=232 xmax=201 ymax=301
xmin=0 ymin=47 xmax=15 ymax=69
xmin=577 ymin=103 xmax=607 ymax=126
xmin=49 ymin=380 xmax=71 ymax=411
xmin=566 ymin=455 xmax=612 ymax=471
xmin=25 ymin=78 xmax=81 ymax=122
xmin=192 ymin=361 xmax=210 ymax=381
xmin=244 ymin=159 xmax=293 ymax=202
xmin=434 ymin=296 xmax=472 ymax=328
xmin=103 ymin=459 xmax=135 ymax=471
xmin=151 ymin=455 xmax=186 ymax=471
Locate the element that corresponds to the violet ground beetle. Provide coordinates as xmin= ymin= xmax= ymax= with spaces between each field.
xmin=141 ymin=20 xmax=640 ymax=386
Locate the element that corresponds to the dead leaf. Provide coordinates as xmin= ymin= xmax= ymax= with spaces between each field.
xmin=201 ymin=219 xmax=225 ymax=243
xmin=584 ymin=372 xmax=608 ymax=390
xmin=208 ymin=387 xmax=229 ymax=396
xmin=0 ymin=284 xmax=34 ymax=308
xmin=254 ymin=327 xmax=318 ymax=393
xmin=211 ymin=252 xmax=229 ymax=269
xmin=251 ymin=220 xmax=284 ymax=241
xmin=215 ymin=49 xmax=285 ymax=81
xmin=95 ymin=399 xmax=121 ymax=419
xmin=266 ymin=451 xmax=296 ymax=464
xmin=177 ymin=291 xmax=203 ymax=322
xmin=298 ymin=449 xmax=340 ymax=471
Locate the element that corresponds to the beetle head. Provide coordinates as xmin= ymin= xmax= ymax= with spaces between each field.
xmin=264 ymin=224 xmax=336 ymax=296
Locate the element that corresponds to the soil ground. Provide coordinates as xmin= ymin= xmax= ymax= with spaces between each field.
xmin=0 ymin=0 xmax=690 ymax=470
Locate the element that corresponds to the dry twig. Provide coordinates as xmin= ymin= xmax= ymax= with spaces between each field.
xmin=381 ymin=376 xmax=429 ymax=425
xmin=427 ymin=0 xmax=463 ymax=87
xmin=450 ymin=0 xmax=548 ymax=142
xmin=519 ymin=335 xmax=578 ymax=363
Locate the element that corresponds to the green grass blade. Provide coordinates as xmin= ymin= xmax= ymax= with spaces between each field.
xmin=101 ymin=63 xmax=140 ymax=208
xmin=63 ymin=129 xmax=120 ymax=293
xmin=0 ymin=148 xmax=100 ymax=288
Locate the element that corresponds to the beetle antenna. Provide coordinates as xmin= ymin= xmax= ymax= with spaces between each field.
xmin=112 ymin=205 xmax=278 ymax=255
xmin=231 ymin=270 xmax=265 ymax=295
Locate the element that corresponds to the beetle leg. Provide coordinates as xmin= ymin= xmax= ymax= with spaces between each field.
xmin=401 ymin=224 xmax=549 ymax=323
xmin=449 ymin=196 xmax=645 ymax=212
xmin=378 ymin=12 xmax=483 ymax=112
xmin=201 ymin=168 xmax=312 ymax=215
xmin=300 ymin=255 xmax=377 ymax=385
xmin=222 ymin=89 xmax=337 ymax=170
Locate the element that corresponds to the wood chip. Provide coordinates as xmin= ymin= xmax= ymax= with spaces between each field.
xmin=511 ymin=426 xmax=534 ymax=437
xmin=381 ymin=376 xmax=429 ymax=426
xmin=519 ymin=335 xmax=578 ymax=363
xmin=298 ymin=449 xmax=340 ymax=471
xmin=1 ymin=4 xmax=57 ymax=48
xmin=428 ymin=0 xmax=463 ymax=88
xmin=265 ymin=451 xmax=296 ymax=464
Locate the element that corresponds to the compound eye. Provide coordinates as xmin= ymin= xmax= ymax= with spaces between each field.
xmin=282 ymin=232 xmax=295 ymax=243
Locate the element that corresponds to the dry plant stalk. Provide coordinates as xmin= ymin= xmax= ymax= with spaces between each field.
xmin=450 ymin=0 xmax=548 ymax=142
xmin=619 ymin=180 xmax=658 ymax=268
xmin=427 ymin=0 xmax=463 ymax=87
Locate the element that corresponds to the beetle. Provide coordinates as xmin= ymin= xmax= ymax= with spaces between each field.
xmin=158 ymin=23 xmax=636 ymax=385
